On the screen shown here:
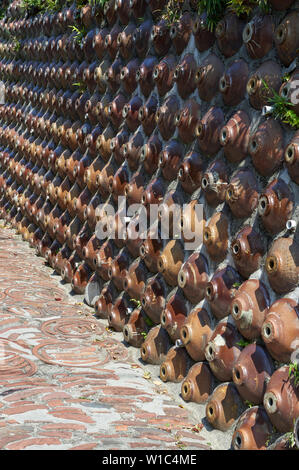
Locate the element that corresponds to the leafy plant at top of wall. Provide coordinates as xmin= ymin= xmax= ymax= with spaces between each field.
xmin=262 ymin=79 xmax=299 ymax=130
xmin=69 ymin=24 xmax=87 ymax=43
xmin=160 ymin=0 xmax=185 ymax=27
xmin=228 ymin=0 xmax=270 ymax=16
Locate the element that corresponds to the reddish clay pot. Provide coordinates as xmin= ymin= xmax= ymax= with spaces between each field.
xmin=265 ymin=237 xmax=299 ymax=294
xmin=205 ymin=318 xmax=243 ymax=382
xmin=232 ymin=344 xmax=274 ymax=404
xmin=261 ymin=298 xmax=299 ymax=363
xmin=140 ymin=324 xmax=171 ymax=365
xmin=230 ymin=225 xmax=265 ymax=279
xmin=205 ymin=382 xmax=245 ymax=431
xmin=181 ymin=362 xmax=214 ymax=404
xmin=232 ymin=406 xmax=274 ymax=450
xmin=263 ymin=365 xmax=299 ymax=433
xmin=160 ymin=346 xmax=192 ymax=383
xmin=180 ymin=307 xmax=213 ymax=362
xmin=160 ymin=290 xmax=188 ymax=343
xmin=230 ymin=279 xmax=270 ymax=340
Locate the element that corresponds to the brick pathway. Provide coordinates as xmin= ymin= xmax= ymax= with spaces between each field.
xmin=0 ymin=222 xmax=232 ymax=451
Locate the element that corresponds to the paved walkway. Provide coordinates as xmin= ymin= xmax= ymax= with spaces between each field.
xmin=0 ymin=223 xmax=231 ymax=450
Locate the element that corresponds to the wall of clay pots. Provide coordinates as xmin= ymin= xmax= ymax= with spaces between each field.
xmin=0 ymin=0 xmax=298 ymax=450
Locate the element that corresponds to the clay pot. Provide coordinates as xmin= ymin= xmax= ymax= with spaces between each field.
xmin=232 ymin=344 xmax=274 ymax=404
xmin=268 ymin=0 xmax=295 ymax=9
xmin=205 ymin=382 xmax=245 ymax=431
xmin=123 ymin=130 xmax=144 ymax=171
xmin=230 ymin=279 xmax=270 ymax=340
xmin=226 ymin=168 xmax=259 ymax=219
xmin=138 ymin=93 xmax=158 ymax=136
xmin=140 ymin=229 xmax=163 ymax=274
xmin=159 ymin=140 xmax=184 ymax=181
xmin=232 ymin=407 xmax=274 ymax=450
xmin=123 ymin=307 xmax=150 ymax=348
xmin=219 ymin=59 xmax=249 ymax=106
xmin=71 ymin=262 xmax=93 ymax=295
xmin=180 ymin=307 xmax=213 ymax=362
xmin=247 ymin=60 xmax=281 ymax=110
xmin=123 ymin=258 xmax=147 ymax=301
xmin=285 ymin=131 xmax=299 ymax=185
xmin=94 ymin=239 xmax=114 ymax=282
xmin=140 ymin=133 xmax=162 ymax=175
xmin=205 ymin=265 xmax=242 ymax=320
xmin=160 ymin=291 xmax=188 ymax=343
xmin=160 ymin=346 xmax=192 ymax=383
xmin=108 ymin=248 xmax=130 ymax=291
xmin=141 ymin=274 xmax=166 ymax=324
xmin=263 ymin=365 xmax=299 ymax=433
xmin=122 ymin=95 xmax=143 ymax=132
xmin=181 ymin=362 xmax=214 ymax=404
xmin=120 ymin=57 xmax=140 ymax=95
xmin=169 ymin=12 xmax=192 ymax=55
xmin=136 ymin=56 xmax=158 ymax=97
xmin=155 ymin=94 xmax=180 ymax=141
xmin=201 ymin=158 xmax=229 ymax=207
xmin=152 ymin=55 xmax=176 ymax=97
xmin=258 ymin=178 xmax=294 ymax=235
xmin=215 ymin=12 xmax=245 ymax=57
xmin=220 ymin=110 xmax=250 ymax=163
xmin=140 ymin=324 xmax=171 ymax=365
xmin=151 ymin=19 xmax=171 ymax=56
xmin=196 ymin=106 xmax=224 ymax=156
xmin=108 ymin=293 xmax=131 ymax=332
xmin=261 ymin=298 xmax=299 ymax=363
xmin=157 ymin=240 xmax=184 ymax=287
xmin=175 ymin=99 xmax=201 ymax=144
xmin=94 ymin=282 xmax=116 ymax=319
xmin=173 ymin=53 xmax=197 ymax=99
xmin=231 ymin=225 xmax=265 ymax=279
xmin=192 ymin=13 xmax=215 ymax=52
xmin=274 ymin=11 xmax=299 ymax=66
xmin=133 ymin=19 xmax=152 ymax=57
xmin=265 ymin=237 xmax=299 ymax=294
xmin=196 ymin=53 xmax=224 ymax=103
xmin=178 ymin=151 xmax=205 ymax=194
xmin=243 ymin=15 xmax=274 ymax=59
xmin=178 ymin=252 xmax=209 ymax=305
xmin=249 ymin=119 xmax=284 ymax=176
xmin=205 ymin=318 xmax=243 ymax=382
xmin=203 ymin=211 xmax=229 ymax=262
xmin=279 ymin=69 xmax=299 ymax=115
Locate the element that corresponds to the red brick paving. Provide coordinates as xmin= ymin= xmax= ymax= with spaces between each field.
xmin=0 ymin=225 xmax=211 ymax=450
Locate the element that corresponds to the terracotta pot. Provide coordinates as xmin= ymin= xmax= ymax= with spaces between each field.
xmin=178 ymin=252 xmax=209 ymax=305
xmin=230 ymin=279 xmax=270 ymax=340
xmin=220 ymin=110 xmax=250 ymax=163
xmin=215 ymin=12 xmax=245 ymax=57
xmin=140 ymin=324 xmax=171 ymax=365
xmin=265 ymin=237 xmax=299 ymax=294
xmin=180 ymin=307 xmax=213 ymax=362
xmin=160 ymin=290 xmax=188 ymax=343
xmin=160 ymin=346 xmax=192 ymax=383
xmin=232 ymin=406 xmax=274 ymax=450
xmin=243 ymin=15 xmax=274 ymax=59
xmin=274 ymin=11 xmax=299 ymax=66
xmin=248 ymin=119 xmax=284 ymax=176
xmin=263 ymin=365 xmax=299 ymax=433
xmin=258 ymin=178 xmax=294 ymax=235
xmin=157 ymin=240 xmax=184 ymax=287
xmin=219 ymin=59 xmax=249 ymax=106
xmin=232 ymin=344 xmax=274 ymax=404
xmin=205 ymin=382 xmax=245 ymax=431
xmin=141 ymin=274 xmax=166 ymax=324
xmin=261 ymin=298 xmax=299 ymax=363
xmin=181 ymin=362 xmax=214 ymax=404
xmin=203 ymin=211 xmax=229 ymax=262
xmin=205 ymin=318 xmax=243 ymax=382
xmin=226 ymin=168 xmax=259 ymax=219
